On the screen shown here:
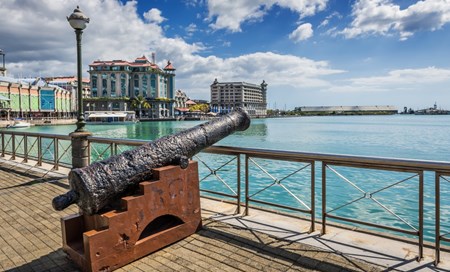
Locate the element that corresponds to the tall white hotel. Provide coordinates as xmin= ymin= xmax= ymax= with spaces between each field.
xmin=210 ymin=79 xmax=267 ymax=117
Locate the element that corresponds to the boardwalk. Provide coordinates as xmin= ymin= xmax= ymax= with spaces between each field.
xmin=0 ymin=158 xmax=441 ymax=271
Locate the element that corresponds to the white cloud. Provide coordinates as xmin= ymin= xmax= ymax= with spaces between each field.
xmin=175 ymin=51 xmax=344 ymax=98
xmin=185 ymin=23 xmax=198 ymax=37
xmin=289 ymin=23 xmax=313 ymax=42
xmin=319 ymin=11 xmax=341 ymax=28
xmin=207 ymin=0 xmax=327 ymax=32
xmin=327 ymin=67 xmax=450 ymax=92
xmin=0 ymin=0 xmax=341 ymax=102
xmin=143 ymin=8 xmax=166 ymax=24
xmin=340 ymin=0 xmax=450 ymax=40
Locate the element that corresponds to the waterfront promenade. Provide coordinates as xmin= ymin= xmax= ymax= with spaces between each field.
xmin=0 ymin=157 xmax=448 ymax=271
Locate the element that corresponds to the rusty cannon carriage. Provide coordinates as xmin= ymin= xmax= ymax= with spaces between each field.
xmin=53 ymin=109 xmax=250 ymax=272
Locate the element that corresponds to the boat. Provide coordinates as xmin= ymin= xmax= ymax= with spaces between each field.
xmin=85 ymin=111 xmax=137 ymax=124
xmin=7 ymin=120 xmax=31 ymax=128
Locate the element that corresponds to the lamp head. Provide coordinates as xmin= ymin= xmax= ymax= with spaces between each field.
xmin=67 ymin=6 xmax=90 ymax=30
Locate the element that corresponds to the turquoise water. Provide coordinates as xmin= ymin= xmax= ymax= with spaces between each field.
xmin=17 ymin=115 xmax=450 ymax=242
xmin=24 ymin=114 xmax=450 ymax=161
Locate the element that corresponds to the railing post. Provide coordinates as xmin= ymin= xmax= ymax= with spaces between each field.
xmin=1 ymin=131 xmax=4 ymax=157
xmin=23 ymin=135 xmax=28 ymax=163
xmin=37 ymin=136 xmax=42 ymax=166
xmin=236 ymin=154 xmax=241 ymax=214
xmin=88 ymin=139 xmax=91 ymax=165
xmin=435 ymin=172 xmax=440 ymax=266
xmin=321 ymin=161 xmax=326 ymax=235
xmin=54 ymin=138 xmax=59 ymax=170
xmin=418 ymin=171 xmax=424 ymax=261
xmin=310 ymin=161 xmax=315 ymax=233
xmin=11 ymin=133 xmax=15 ymax=160
xmin=70 ymin=131 xmax=92 ymax=169
xmin=244 ymin=154 xmax=249 ymax=216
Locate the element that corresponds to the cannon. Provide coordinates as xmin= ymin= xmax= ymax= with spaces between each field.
xmin=52 ymin=109 xmax=250 ymax=215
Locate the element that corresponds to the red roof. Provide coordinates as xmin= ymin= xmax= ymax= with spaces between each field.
xmin=89 ymin=56 xmax=162 ymax=71
xmin=186 ymin=100 xmax=196 ymax=105
xmin=175 ymin=107 xmax=189 ymax=112
xmin=164 ymin=61 xmax=176 ymax=70
xmin=135 ymin=55 xmax=148 ymax=62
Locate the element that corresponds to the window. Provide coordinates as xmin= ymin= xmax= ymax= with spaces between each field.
xmin=120 ymin=73 xmax=127 ymax=96
xmin=134 ymin=74 xmax=139 ymax=96
xmin=111 ymin=73 xmax=116 ymax=97
xmin=142 ymin=75 xmax=148 ymax=97
xmin=102 ymin=73 xmax=108 ymax=96
xmin=92 ymin=75 xmax=98 ymax=97
xmin=150 ymin=74 xmax=156 ymax=98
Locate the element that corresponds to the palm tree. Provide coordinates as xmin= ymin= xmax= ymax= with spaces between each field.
xmin=131 ymin=95 xmax=150 ymax=118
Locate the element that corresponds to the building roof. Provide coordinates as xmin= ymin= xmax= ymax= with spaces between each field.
xmin=186 ymin=100 xmax=197 ymax=105
xmin=135 ymin=55 xmax=148 ymax=62
xmin=47 ymin=76 xmax=90 ymax=84
xmin=212 ymin=81 xmax=262 ymax=88
xmin=90 ymin=56 xmax=162 ymax=70
xmin=164 ymin=61 xmax=176 ymax=70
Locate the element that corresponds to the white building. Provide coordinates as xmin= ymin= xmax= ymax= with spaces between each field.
xmin=210 ymin=79 xmax=267 ymax=117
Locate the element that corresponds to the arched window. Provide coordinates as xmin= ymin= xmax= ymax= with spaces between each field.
xmin=111 ymin=73 xmax=116 ymax=97
xmin=120 ymin=73 xmax=127 ymax=97
xmin=92 ymin=75 xmax=98 ymax=97
xmin=142 ymin=75 xmax=148 ymax=97
xmin=134 ymin=74 xmax=140 ymax=97
xmin=102 ymin=73 xmax=108 ymax=96
xmin=150 ymin=74 xmax=156 ymax=98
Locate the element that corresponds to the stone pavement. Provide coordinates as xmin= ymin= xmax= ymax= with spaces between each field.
xmin=0 ymin=159 xmax=387 ymax=271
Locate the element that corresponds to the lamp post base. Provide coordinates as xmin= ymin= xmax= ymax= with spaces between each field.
xmin=70 ymin=131 xmax=92 ymax=169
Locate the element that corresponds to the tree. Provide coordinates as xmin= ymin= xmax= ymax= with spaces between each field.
xmin=189 ymin=103 xmax=209 ymax=113
xmin=131 ymin=95 xmax=150 ymax=118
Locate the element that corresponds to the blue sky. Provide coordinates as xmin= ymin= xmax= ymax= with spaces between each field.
xmin=1 ymin=0 xmax=450 ymax=110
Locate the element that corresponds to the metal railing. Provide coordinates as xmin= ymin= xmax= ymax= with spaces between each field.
xmin=436 ymin=172 xmax=450 ymax=265
xmin=1 ymin=130 xmax=450 ymax=264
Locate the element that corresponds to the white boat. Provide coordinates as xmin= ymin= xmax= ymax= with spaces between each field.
xmin=8 ymin=120 xmax=31 ymax=128
xmin=85 ymin=111 xmax=137 ymax=124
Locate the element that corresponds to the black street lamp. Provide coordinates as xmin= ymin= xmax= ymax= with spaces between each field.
xmin=67 ymin=6 xmax=89 ymax=132
xmin=0 ymin=49 xmax=5 ymax=76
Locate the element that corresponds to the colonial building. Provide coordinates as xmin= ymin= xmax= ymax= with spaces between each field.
xmin=0 ymin=76 xmax=73 ymax=120
xmin=46 ymin=76 xmax=90 ymax=114
xmin=87 ymin=55 xmax=176 ymax=118
xmin=210 ymin=79 xmax=267 ymax=117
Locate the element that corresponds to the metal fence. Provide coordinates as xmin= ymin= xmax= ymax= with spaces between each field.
xmin=1 ymin=130 xmax=449 ymax=264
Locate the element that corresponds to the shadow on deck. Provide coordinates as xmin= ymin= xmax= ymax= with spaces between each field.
xmin=0 ymin=159 xmax=446 ymax=272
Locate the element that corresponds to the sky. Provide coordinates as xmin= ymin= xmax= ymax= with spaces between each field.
xmin=1 ymin=0 xmax=450 ymax=110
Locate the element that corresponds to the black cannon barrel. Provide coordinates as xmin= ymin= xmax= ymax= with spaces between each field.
xmin=52 ymin=109 xmax=250 ymax=215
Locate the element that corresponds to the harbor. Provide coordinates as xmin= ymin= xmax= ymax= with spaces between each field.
xmin=2 ymin=1 xmax=450 ymax=271
xmin=1 ymin=114 xmax=450 ymax=270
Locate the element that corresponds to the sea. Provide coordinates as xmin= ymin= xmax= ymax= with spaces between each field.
xmin=17 ymin=114 xmax=450 ymax=243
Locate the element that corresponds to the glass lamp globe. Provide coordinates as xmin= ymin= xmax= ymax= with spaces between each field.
xmin=67 ymin=6 xmax=89 ymax=30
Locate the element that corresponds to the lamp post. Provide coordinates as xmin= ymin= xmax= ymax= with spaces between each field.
xmin=67 ymin=6 xmax=91 ymax=169
xmin=0 ymin=49 xmax=5 ymax=76
xmin=67 ymin=6 xmax=89 ymax=132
